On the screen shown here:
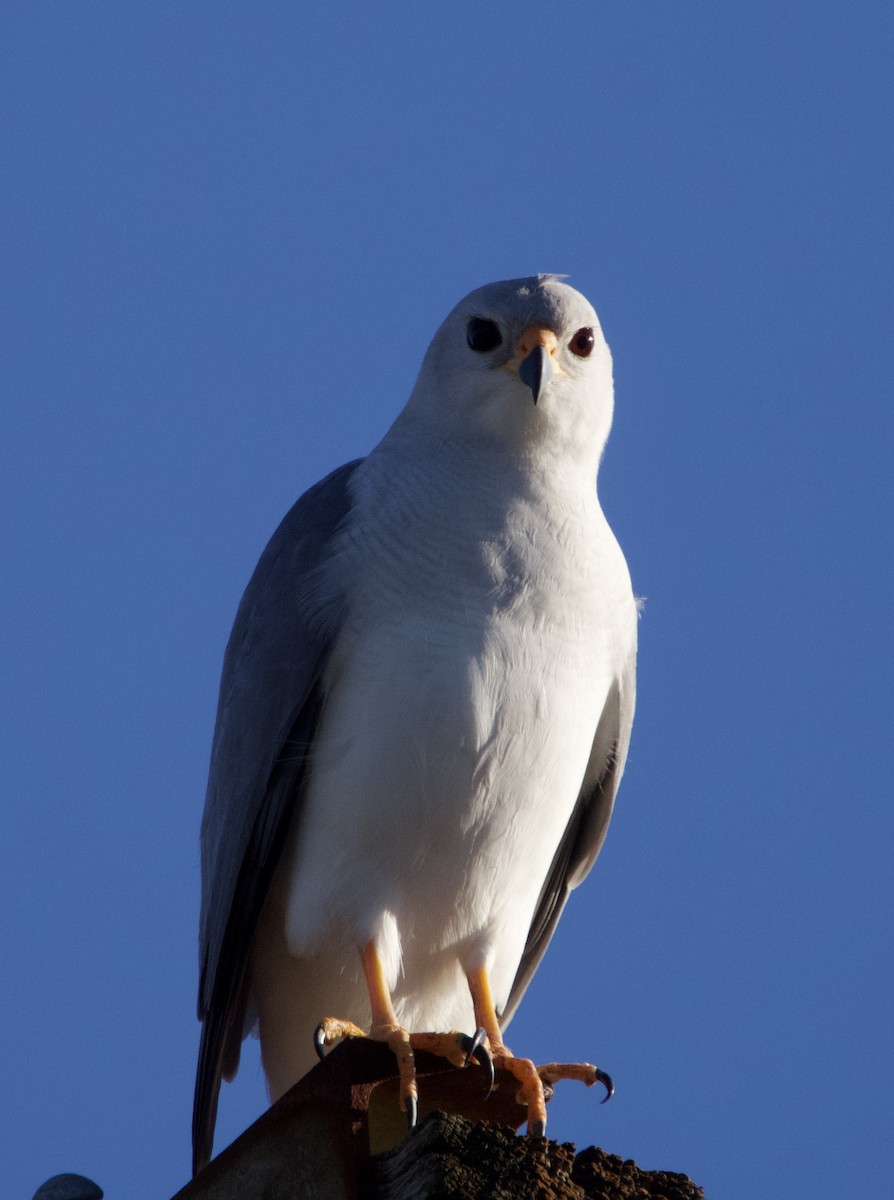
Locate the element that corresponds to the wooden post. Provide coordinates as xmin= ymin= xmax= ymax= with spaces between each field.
xmin=172 ymin=1041 xmax=703 ymax=1200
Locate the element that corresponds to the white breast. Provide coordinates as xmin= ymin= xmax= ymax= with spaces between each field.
xmin=279 ymin=439 xmax=634 ymax=1028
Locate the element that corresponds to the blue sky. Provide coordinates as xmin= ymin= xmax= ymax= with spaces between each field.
xmin=2 ymin=4 xmax=891 ymax=1197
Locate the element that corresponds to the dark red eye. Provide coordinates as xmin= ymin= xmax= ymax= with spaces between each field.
xmin=569 ymin=327 xmax=595 ymax=358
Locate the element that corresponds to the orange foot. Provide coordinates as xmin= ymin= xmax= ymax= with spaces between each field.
xmin=467 ymin=965 xmax=613 ymax=1138
xmin=489 ymin=1044 xmax=614 ymax=1137
xmin=313 ymin=1017 xmax=493 ymax=1126
xmin=314 ymin=944 xmax=611 ymax=1138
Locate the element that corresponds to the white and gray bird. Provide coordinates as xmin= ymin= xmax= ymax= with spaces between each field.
xmin=193 ymin=275 xmax=637 ymax=1174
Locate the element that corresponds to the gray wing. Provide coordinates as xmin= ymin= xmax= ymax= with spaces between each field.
xmin=500 ymin=646 xmax=636 ymax=1027
xmin=192 ymin=459 xmax=361 ymax=1176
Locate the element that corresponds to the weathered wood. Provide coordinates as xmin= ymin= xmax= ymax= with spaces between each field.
xmin=173 ymin=1041 xmax=703 ymax=1200
xmin=372 ymin=1112 xmax=704 ymax=1200
xmin=569 ymin=1144 xmax=703 ymax=1200
xmin=173 ymin=1039 xmax=525 ymax=1200
xmin=372 ymin=1113 xmax=580 ymax=1199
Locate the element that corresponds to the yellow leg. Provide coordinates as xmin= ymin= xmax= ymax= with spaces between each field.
xmin=467 ymin=964 xmax=548 ymax=1134
xmin=314 ymin=942 xmax=490 ymax=1121
xmin=466 ymin=963 xmax=612 ymax=1135
xmin=359 ymin=941 xmax=418 ymax=1117
xmin=467 ymin=964 xmax=506 ymax=1051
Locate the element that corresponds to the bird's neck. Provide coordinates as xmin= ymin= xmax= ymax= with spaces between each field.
xmin=371 ymin=424 xmax=602 ymax=514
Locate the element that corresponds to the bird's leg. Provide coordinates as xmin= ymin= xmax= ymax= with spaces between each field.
xmin=467 ymin=964 xmax=550 ymax=1136
xmin=315 ymin=941 xmax=419 ymax=1123
xmin=466 ymin=964 xmax=613 ymax=1138
xmin=361 ymin=940 xmax=424 ymax=1123
xmin=314 ymin=942 xmax=493 ymax=1127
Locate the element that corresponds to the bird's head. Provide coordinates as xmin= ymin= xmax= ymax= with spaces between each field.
xmin=396 ymin=275 xmax=615 ymax=472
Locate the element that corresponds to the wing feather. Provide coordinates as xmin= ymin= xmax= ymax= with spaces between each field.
xmin=192 ymin=459 xmax=360 ymax=1175
xmin=500 ymin=646 xmax=636 ymax=1026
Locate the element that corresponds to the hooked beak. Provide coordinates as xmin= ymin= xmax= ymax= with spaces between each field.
xmin=519 ymin=345 xmax=552 ymax=405
xmin=512 ymin=324 xmax=560 ymax=404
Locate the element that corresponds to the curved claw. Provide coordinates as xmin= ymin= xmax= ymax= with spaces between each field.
xmin=460 ymin=1027 xmax=495 ymax=1098
xmin=595 ymin=1067 xmax=614 ymax=1103
xmin=313 ymin=1023 xmax=328 ymax=1063
xmin=461 ymin=1026 xmax=486 ymax=1066
xmin=405 ymin=1092 xmax=418 ymax=1130
xmin=530 ymin=1117 xmax=546 ymax=1138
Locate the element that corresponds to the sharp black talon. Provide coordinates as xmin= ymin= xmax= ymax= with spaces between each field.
xmin=474 ymin=1044 xmax=495 ymax=1099
xmin=530 ymin=1118 xmax=546 ymax=1138
xmin=313 ymin=1023 xmax=328 ymax=1062
xmin=596 ymin=1067 xmax=614 ymax=1103
xmin=461 ymin=1027 xmax=495 ymax=1098
xmin=462 ymin=1026 xmax=485 ymax=1066
xmin=405 ymin=1093 xmax=418 ymax=1130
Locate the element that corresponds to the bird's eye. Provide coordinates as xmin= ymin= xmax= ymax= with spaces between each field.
xmin=569 ymin=327 xmax=595 ymax=358
xmin=467 ymin=317 xmax=503 ymax=353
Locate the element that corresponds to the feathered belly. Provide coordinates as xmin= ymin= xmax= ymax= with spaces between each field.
xmin=280 ymin=608 xmax=612 ymax=1018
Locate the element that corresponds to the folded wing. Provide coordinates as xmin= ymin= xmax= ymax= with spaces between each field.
xmin=193 ymin=460 xmax=360 ymax=1175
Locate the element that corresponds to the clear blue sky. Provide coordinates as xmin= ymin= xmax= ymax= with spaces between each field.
xmin=3 ymin=4 xmax=891 ymax=1197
